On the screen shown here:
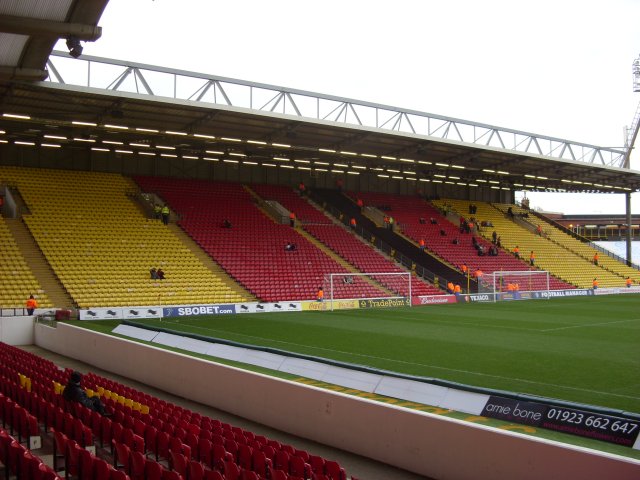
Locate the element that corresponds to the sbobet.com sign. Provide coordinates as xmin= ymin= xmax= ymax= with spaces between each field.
xmin=162 ymin=304 xmax=236 ymax=317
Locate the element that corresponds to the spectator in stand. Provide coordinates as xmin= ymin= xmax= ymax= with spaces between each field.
xmin=452 ymin=238 xmax=459 ymax=245
xmin=447 ymin=281 xmax=454 ymax=294
xmin=459 ymin=216 xmax=466 ymax=233
xmin=316 ymin=287 xmax=324 ymax=302
xmin=507 ymin=206 xmax=514 ymax=218
xmin=350 ymin=217 xmax=357 ymax=229
xmin=289 ymin=212 xmax=296 ymax=227
xmin=477 ymin=245 xmax=485 ymax=256
xmin=536 ymin=224 xmax=543 ymax=236
xmin=356 ymin=198 xmax=364 ymax=212
xmin=25 ymin=294 xmax=38 ymax=315
xmin=593 ymin=253 xmax=599 ymax=266
xmin=529 ymin=251 xmax=535 ymax=266
xmin=430 ymin=217 xmax=438 ymax=225
xmin=419 ymin=238 xmax=426 ymax=250
xmin=161 ymin=204 xmax=170 ymax=225
xmin=157 ymin=268 xmax=165 ymax=280
xmin=285 ymin=242 xmax=296 ymax=251
xmin=298 ymin=181 xmax=306 ymax=195
xmin=440 ymin=228 xmax=446 ymax=236
xmin=63 ymin=371 xmax=108 ymax=416
xmin=514 ymin=245 xmax=520 ymax=258
xmin=453 ymin=284 xmax=462 ymax=298
xmin=150 ymin=267 xmax=158 ymax=280
xmin=419 ymin=217 xmax=426 ymax=224
xmin=383 ymin=216 xmax=390 ymax=229
xmin=626 ymin=276 xmax=632 ymax=288
xmin=461 ymin=264 xmax=468 ymax=276
xmin=592 ymin=278 xmax=598 ymax=290
xmin=222 ymin=219 xmax=232 ymax=228
xmin=496 ymin=236 xmax=502 ymax=248
xmin=492 ymin=231 xmax=497 ymax=244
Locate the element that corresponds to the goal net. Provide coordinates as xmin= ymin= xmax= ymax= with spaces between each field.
xmin=323 ymin=272 xmax=411 ymax=311
xmin=478 ymin=270 xmax=550 ymax=301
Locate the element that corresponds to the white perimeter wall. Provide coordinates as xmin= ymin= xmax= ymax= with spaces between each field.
xmin=30 ymin=322 xmax=640 ymax=480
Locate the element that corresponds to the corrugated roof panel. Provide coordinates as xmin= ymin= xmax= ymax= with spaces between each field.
xmin=0 ymin=0 xmax=74 ymax=21
xmin=0 ymin=33 xmax=29 ymax=66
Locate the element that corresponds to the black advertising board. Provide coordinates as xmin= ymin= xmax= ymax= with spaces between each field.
xmin=481 ymin=396 xmax=640 ymax=447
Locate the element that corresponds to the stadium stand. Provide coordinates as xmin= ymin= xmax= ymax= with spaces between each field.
xmin=0 ymin=341 xmax=354 ymax=480
xmin=350 ymin=192 xmax=571 ymax=291
xmin=494 ymin=203 xmax=640 ymax=285
xmin=0 ymin=166 xmax=249 ymax=308
xmin=438 ymin=199 xmax=625 ymax=289
xmin=133 ymin=176 xmax=387 ymax=301
xmin=0 ymin=215 xmax=52 ymax=309
xmin=249 ymin=184 xmax=442 ymax=297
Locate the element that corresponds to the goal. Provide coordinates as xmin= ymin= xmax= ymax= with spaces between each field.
xmin=479 ymin=270 xmax=550 ymax=301
xmin=323 ymin=272 xmax=412 ymax=311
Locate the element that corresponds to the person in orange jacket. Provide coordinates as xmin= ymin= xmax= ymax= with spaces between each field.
xmin=419 ymin=238 xmax=426 ymax=250
xmin=447 ymin=281 xmax=454 ymax=294
xmin=350 ymin=218 xmax=357 ymax=229
xmin=626 ymin=276 xmax=632 ymax=288
xmin=25 ymin=294 xmax=38 ymax=315
xmin=289 ymin=212 xmax=296 ymax=227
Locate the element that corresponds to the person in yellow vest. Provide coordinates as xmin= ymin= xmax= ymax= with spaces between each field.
xmin=593 ymin=253 xmax=599 ymax=266
xmin=316 ymin=287 xmax=324 ymax=302
xmin=161 ymin=204 xmax=170 ymax=225
xmin=529 ymin=251 xmax=535 ymax=266
xmin=626 ymin=276 xmax=632 ymax=288
xmin=25 ymin=294 xmax=38 ymax=316
xmin=289 ymin=211 xmax=296 ymax=227
xmin=514 ymin=245 xmax=520 ymax=259
xmin=592 ymin=278 xmax=598 ymax=290
xmin=447 ymin=281 xmax=454 ymax=294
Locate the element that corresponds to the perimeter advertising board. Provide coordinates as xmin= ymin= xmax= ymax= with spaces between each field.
xmin=481 ymin=395 xmax=640 ymax=447
xmin=301 ymin=299 xmax=360 ymax=311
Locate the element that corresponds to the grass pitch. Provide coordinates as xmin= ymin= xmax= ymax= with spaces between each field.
xmin=93 ymin=295 xmax=640 ymax=413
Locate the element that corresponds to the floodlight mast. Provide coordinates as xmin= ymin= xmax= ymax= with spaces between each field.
xmin=623 ymin=53 xmax=640 ymax=265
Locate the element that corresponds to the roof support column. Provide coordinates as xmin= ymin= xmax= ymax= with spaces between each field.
xmin=626 ymin=192 xmax=632 ymax=266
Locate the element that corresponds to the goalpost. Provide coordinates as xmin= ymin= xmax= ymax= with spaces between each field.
xmin=323 ymin=272 xmax=412 ymax=311
xmin=480 ymin=270 xmax=550 ymax=302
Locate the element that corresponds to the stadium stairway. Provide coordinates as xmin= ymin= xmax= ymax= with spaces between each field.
xmin=437 ymin=199 xmax=622 ymax=289
xmin=246 ymin=184 xmax=400 ymax=298
xmin=4 ymin=218 xmax=72 ymax=308
xmin=167 ymin=223 xmax=257 ymax=301
xmin=0 ymin=216 xmax=54 ymax=309
xmin=312 ymin=189 xmax=471 ymax=291
xmin=499 ymin=204 xmax=640 ymax=285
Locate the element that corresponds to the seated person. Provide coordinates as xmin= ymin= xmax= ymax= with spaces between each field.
xmin=451 ymin=238 xmax=459 ymax=245
xmin=430 ymin=217 xmax=438 ymax=224
xmin=477 ymin=245 xmax=485 ymax=256
xmin=419 ymin=217 xmax=426 ymax=224
xmin=285 ymin=242 xmax=297 ymax=251
xmin=150 ymin=267 xmax=158 ymax=280
xmin=222 ymin=219 xmax=232 ymax=228
xmin=507 ymin=206 xmax=514 ymax=217
xmin=157 ymin=268 xmax=165 ymax=280
xmin=63 ymin=371 xmax=108 ymax=415
xmin=439 ymin=228 xmax=446 ymax=236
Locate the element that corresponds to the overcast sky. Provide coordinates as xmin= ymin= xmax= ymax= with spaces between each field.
xmin=55 ymin=0 xmax=640 ymax=215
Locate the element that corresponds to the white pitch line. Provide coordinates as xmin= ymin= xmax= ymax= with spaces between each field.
xmin=541 ymin=318 xmax=640 ymax=332
xmin=154 ymin=318 xmax=640 ymax=401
